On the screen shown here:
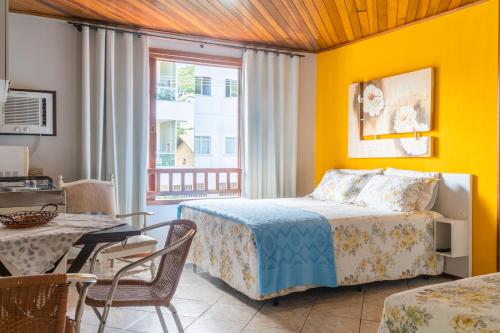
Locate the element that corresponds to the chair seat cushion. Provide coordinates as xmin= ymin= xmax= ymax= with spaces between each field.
xmin=102 ymin=235 xmax=158 ymax=254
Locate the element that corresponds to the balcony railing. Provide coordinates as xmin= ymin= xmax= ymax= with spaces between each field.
xmin=147 ymin=168 xmax=242 ymax=205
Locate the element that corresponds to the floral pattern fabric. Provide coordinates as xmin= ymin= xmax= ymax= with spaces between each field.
xmin=0 ymin=214 xmax=124 ymax=275
xmin=379 ymin=273 xmax=500 ymax=333
xmin=355 ymin=175 xmax=425 ymax=212
xmin=182 ymin=197 xmax=443 ymax=300
xmin=384 ymin=168 xmax=440 ymax=210
xmin=311 ymin=171 xmax=372 ymax=203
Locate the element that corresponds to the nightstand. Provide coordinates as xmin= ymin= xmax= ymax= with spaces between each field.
xmin=434 ymin=217 xmax=468 ymax=258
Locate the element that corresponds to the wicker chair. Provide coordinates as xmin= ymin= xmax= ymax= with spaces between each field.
xmin=0 ymin=273 xmax=97 ymax=333
xmin=81 ymin=219 xmax=196 ymax=333
xmin=59 ymin=175 xmax=157 ymax=277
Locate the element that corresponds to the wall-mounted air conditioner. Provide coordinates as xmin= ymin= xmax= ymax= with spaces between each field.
xmin=0 ymin=89 xmax=56 ymax=135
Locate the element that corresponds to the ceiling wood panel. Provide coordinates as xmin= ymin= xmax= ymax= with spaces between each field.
xmin=9 ymin=0 xmax=483 ymax=52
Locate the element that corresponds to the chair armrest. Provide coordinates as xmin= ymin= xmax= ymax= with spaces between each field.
xmin=116 ymin=228 xmax=195 ymax=276
xmin=116 ymin=211 xmax=155 ymax=230
xmin=88 ymin=241 xmax=121 ymax=274
xmin=115 ymin=212 xmax=154 ymax=218
xmin=140 ymin=219 xmax=178 ymax=233
xmin=67 ymin=273 xmax=97 ymax=284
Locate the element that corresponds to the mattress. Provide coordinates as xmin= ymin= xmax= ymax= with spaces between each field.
xmin=379 ymin=272 xmax=500 ymax=333
xmin=180 ymin=197 xmax=444 ymax=300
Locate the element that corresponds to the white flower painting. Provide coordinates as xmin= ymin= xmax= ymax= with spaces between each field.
xmin=394 ymin=105 xmax=429 ymax=133
xmin=399 ymin=137 xmax=430 ymax=156
xmin=348 ymin=68 xmax=434 ymax=158
xmin=362 ymin=84 xmax=385 ymax=117
xmin=360 ymin=69 xmax=432 ymax=137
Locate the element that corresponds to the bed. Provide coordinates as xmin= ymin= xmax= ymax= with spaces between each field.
xmin=379 ymin=272 xmax=500 ymax=333
xmin=177 ymin=172 xmax=471 ymax=301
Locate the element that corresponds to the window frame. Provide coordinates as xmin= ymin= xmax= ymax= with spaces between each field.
xmin=148 ymin=49 xmax=242 ymax=205
xmin=194 ymin=135 xmax=212 ymax=155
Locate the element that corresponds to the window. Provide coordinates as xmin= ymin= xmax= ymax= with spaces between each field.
xmin=225 ymin=137 xmax=237 ymax=155
xmin=156 ymin=61 xmax=177 ymax=101
xmin=149 ymin=50 xmax=242 ymax=204
xmin=195 ymin=76 xmax=211 ymax=96
xmin=225 ymin=79 xmax=238 ymax=97
xmin=194 ymin=136 xmax=211 ymax=155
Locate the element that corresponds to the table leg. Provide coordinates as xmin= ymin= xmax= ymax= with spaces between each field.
xmin=67 ymin=243 xmax=97 ymax=273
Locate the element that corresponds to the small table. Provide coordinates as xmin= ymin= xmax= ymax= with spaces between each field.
xmin=0 ymin=217 xmax=141 ymax=276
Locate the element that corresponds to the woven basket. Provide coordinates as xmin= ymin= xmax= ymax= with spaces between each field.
xmin=0 ymin=204 xmax=58 ymax=229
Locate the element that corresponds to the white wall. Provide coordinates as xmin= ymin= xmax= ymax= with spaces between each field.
xmin=1 ymin=14 xmax=81 ymax=182
xmin=297 ymin=53 xmax=317 ymax=196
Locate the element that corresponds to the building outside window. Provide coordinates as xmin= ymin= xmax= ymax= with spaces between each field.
xmin=225 ymin=137 xmax=237 ymax=155
xmin=225 ymin=79 xmax=238 ymax=97
xmin=194 ymin=136 xmax=211 ymax=155
xmin=195 ymin=76 xmax=212 ymax=96
xmin=149 ymin=54 xmax=241 ymax=203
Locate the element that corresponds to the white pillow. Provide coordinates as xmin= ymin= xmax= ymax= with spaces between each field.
xmin=354 ymin=175 xmax=425 ymax=212
xmin=384 ymin=168 xmax=440 ymax=210
xmin=330 ymin=168 xmax=384 ymax=175
xmin=311 ymin=172 xmax=371 ymax=203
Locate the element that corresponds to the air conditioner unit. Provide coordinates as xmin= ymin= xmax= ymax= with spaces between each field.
xmin=0 ymin=89 xmax=56 ymax=135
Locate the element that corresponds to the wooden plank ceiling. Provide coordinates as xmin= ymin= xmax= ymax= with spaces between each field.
xmin=10 ymin=0 xmax=482 ymax=52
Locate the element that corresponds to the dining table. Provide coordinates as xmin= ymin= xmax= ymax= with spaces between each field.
xmin=0 ymin=213 xmax=141 ymax=276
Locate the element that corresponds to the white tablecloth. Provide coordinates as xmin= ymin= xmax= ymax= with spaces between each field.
xmin=0 ymin=213 xmax=124 ymax=275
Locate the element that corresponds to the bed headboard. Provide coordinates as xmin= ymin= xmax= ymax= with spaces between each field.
xmin=434 ymin=173 xmax=472 ymax=221
xmin=433 ymin=173 xmax=472 ymax=277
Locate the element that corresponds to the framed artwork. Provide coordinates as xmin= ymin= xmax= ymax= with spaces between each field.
xmin=348 ymin=68 xmax=434 ymax=158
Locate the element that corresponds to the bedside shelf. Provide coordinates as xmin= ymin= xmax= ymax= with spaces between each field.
xmin=434 ymin=217 xmax=468 ymax=258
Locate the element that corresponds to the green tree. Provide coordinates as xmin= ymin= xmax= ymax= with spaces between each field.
xmin=177 ymin=65 xmax=195 ymax=96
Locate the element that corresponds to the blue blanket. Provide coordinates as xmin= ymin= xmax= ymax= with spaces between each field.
xmin=178 ymin=199 xmax=337 ymax=295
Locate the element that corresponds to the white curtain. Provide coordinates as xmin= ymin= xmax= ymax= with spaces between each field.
xmin=242 ymin=50 xmax=299 ymax=199
xmin=81 ymin=27 xmax=149 ymax=222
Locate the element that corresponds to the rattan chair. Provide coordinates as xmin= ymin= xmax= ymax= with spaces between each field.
xmin=59 ymin=175 xmax=157 ymax=277
xmin=0 ymin=273 xmax=97 ymax=333
xmin=81 ymin=219 xmax=196 ymax=333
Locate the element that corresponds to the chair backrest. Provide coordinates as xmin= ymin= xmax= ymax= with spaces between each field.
xmin=59 ymin=176 xmax=117 ymax=216
xmin=151 ymin=220 xmax=197 ymax=302
xmin=0 ymin=274 xmax=69 ymax=333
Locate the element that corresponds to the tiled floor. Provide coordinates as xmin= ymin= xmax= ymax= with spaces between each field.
xmin=69 ymin=262 xmax=452 ymax=333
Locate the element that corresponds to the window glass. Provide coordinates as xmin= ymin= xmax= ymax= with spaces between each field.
xmin=150 ymin=57 xmax=240 ymax=202
xmin=195 ymin=76 xmax=201 ymax=95
xmin=225 ymin=137 xmax=237 ymax=155
xmin=195 ymin=136 xmax=211 ymax=154
xmin=225 ymin=79 xmax=231 ymax=97
xmin=231 ymin=80 xmax=238 ymax=97
xmin=225 ymin=79 xmax=238 ymax=97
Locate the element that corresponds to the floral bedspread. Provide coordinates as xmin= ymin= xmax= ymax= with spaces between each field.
xmin=379 ymin=273 xmax=500 ymax=333
xmin=181 ymin=197 xmax=444 ymax=300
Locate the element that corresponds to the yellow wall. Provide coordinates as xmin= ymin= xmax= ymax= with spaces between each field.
xmin=316 ymin=1 xmax=498 ymax=275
